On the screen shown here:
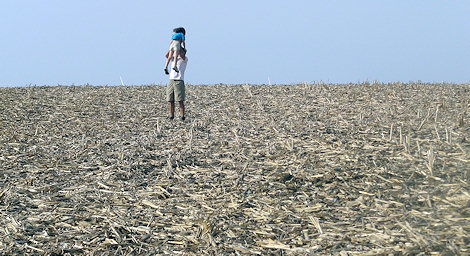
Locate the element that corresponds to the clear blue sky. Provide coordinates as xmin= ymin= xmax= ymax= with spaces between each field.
xmin=1 ymin=1 xmax=469 ymax=86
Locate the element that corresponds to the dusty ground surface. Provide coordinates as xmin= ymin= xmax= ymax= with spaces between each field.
xmin=1 ymin=83 xmax=469 ymax=255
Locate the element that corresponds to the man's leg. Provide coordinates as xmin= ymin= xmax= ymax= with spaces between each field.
xmin=169 ymin=101 xmax=175 ymax=119
xmin=178 ymin=101 xmax=185 ymax=120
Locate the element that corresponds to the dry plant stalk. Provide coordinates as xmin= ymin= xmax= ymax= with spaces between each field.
xmin=242 ymin=83 xmax=253 ymax=97
xmin=426 ymin=145 xmax=435 ymax=175
xmin=417 ymin=108 xmax=431 ymax=130
xmin=434 ymin=124 xmax=441 ymax=141
xmin=399 ymin=126 xmax=403 ymax=145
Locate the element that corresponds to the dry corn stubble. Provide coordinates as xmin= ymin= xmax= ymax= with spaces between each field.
xmin=0 ymin=83 xmax=469 ymax=255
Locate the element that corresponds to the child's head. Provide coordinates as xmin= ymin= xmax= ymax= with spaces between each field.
xmin=173 ymin=27 xmax=186 ymax=35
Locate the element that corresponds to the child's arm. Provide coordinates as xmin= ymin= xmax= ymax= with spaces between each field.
xmin=182 ymin=39 xmax=185 ymax=49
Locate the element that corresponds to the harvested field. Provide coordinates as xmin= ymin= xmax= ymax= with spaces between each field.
xmin=1 ymin=82 xmax=469 ymax=255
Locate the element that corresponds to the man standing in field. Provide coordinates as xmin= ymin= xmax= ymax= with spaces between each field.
xmin=166 ymin=48 xmax=188 ymax=121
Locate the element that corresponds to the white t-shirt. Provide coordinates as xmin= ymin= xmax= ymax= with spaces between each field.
xmin=169 ymin=57 xmax=188 ymax=81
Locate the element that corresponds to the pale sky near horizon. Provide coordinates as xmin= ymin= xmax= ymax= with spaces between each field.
xmin=1 ymin=1 xmax=469 ymax=86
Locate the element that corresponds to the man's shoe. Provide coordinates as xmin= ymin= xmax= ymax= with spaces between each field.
xmin=181 ymin=115 xmax=185 ymax=121
xmin=173 ymin=66 xmax=179 ymax=73
xmin=164 ymin=68 xmax=169 ymax=75
xmin=167 ymin=116 xmax=174 ymax=120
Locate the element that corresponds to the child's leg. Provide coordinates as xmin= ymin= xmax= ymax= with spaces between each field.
xmin=172 ymin=49 xmax=179 ymax=72
xmin=165 ymin=50 xmax=174 ymax=68
xmin=173 ymin=49 xmax=179 ymax=66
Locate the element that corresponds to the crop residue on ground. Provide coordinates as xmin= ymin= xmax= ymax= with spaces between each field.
xmin=1 ymin=83 xmax=469 ymax=255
